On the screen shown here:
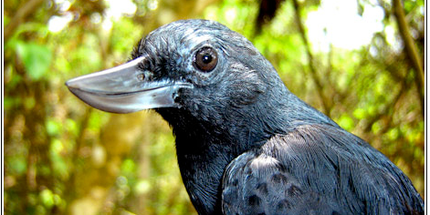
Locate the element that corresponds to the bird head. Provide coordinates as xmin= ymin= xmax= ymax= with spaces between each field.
xmin=66 ymin=19 xmax=289 ymax=131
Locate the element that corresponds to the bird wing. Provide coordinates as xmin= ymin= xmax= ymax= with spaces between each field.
xmin=221 ymin=124 xmax=423 ymax=215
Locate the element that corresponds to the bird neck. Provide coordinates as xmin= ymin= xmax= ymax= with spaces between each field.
xmin=157 ymin=108 xmax=239 ymax=214
xmin=156 ymin=83 xmax=336 ymax=215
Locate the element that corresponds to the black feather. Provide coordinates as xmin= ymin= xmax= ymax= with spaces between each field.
xmin=128 ymin=19 xmax=423 ymax=215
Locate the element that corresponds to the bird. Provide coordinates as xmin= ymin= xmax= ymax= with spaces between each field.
xmin=66 ymin=19 xmax=424 ymax=215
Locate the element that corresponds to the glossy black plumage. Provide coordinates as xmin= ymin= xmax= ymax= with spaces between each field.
xmin=67 ymin=19 xmax=424 ymax=215
xmin=222 ymin=124 xmax=423 ymax=215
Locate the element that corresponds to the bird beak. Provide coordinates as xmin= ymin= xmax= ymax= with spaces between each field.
xmin=65 ymin=56 xmax=193 ymax=113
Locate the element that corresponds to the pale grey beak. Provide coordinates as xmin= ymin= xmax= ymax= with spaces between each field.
xmin=65 ymin=56 xmax=193 ymax=113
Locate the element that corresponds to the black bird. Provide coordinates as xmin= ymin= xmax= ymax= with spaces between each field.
xmin=66 ymin=19 xmax=424 ymax=215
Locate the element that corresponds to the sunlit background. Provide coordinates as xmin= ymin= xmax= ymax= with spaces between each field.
xmin=47 ymin=0 xmax=392 ymax=50
xmin=4 ymin=0 xmax=424 ymax=214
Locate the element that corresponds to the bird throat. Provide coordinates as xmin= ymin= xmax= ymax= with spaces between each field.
xmin=156 ymin=104 xmax=278 ymax=214
xmin=154 ymin=108 xmax=239 ymax=214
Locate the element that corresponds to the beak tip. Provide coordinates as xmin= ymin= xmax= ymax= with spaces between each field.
xmin=65 ymin=78 xmax=80 ymax=90
xmin=65 ymin=79 xmax=82 ymax=99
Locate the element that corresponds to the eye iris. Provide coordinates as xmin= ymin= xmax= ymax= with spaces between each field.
xmin=195 ymin=47 xmax=218 ymax=72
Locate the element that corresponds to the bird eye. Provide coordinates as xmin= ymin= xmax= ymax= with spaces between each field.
xmin=194 ymin=47 xmax=218 ymax=72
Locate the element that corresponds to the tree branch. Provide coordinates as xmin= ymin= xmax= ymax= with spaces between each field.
xmin=363 ymin=77 xmax=406 ymax=133
xmin=5 ymin=0 xmax=45 ymax=40
xmin=292 ymin=0 xmax=331 ymax=115
xmin=392 ymin=0 xmax=424 ymax=98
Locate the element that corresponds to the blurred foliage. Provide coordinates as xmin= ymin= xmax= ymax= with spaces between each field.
xmin=4 ymin=0 xmax=424 ymax=214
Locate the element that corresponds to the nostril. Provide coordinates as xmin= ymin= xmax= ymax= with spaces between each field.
xmin=173 ymin=90 xmax=182 ymax=103
xmin=137 ymin=73 xmax=145 ymax=81
xmin=138 ymin=70 xmax=154 ymax=81
xmin=174 ymin=95 xmax=181 ymax=103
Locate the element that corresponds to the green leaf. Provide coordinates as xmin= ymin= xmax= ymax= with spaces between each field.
xmin=134 ymin=180 xmax=151 ymax=194
xmin=7 ymin=156 xmax=27 ymax=175
xmin=15 ymin=42 xmax=52 ymax=81
xmin=24 ymin=97 xmax=35 ymax=110
xmin=40 ymin=189 xmax=54 ymax=208
xmin=387 ymin=128 xmax=400 ymax=140
xmin=121 ymin=159 xmax=136 ymax=175
xmin=46 ymin=118 xmax=62 ymax=136
xmin=353 ymin=108 xmax=366 ymax=119
xmin=338 ymin=114 xmax=354 ymax=131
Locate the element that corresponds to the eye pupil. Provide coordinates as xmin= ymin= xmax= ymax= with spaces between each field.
xmin=194 ymin=47 xmax=218 ymax=72
xmin=202 ymin=54 xmax=212 ymax=64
